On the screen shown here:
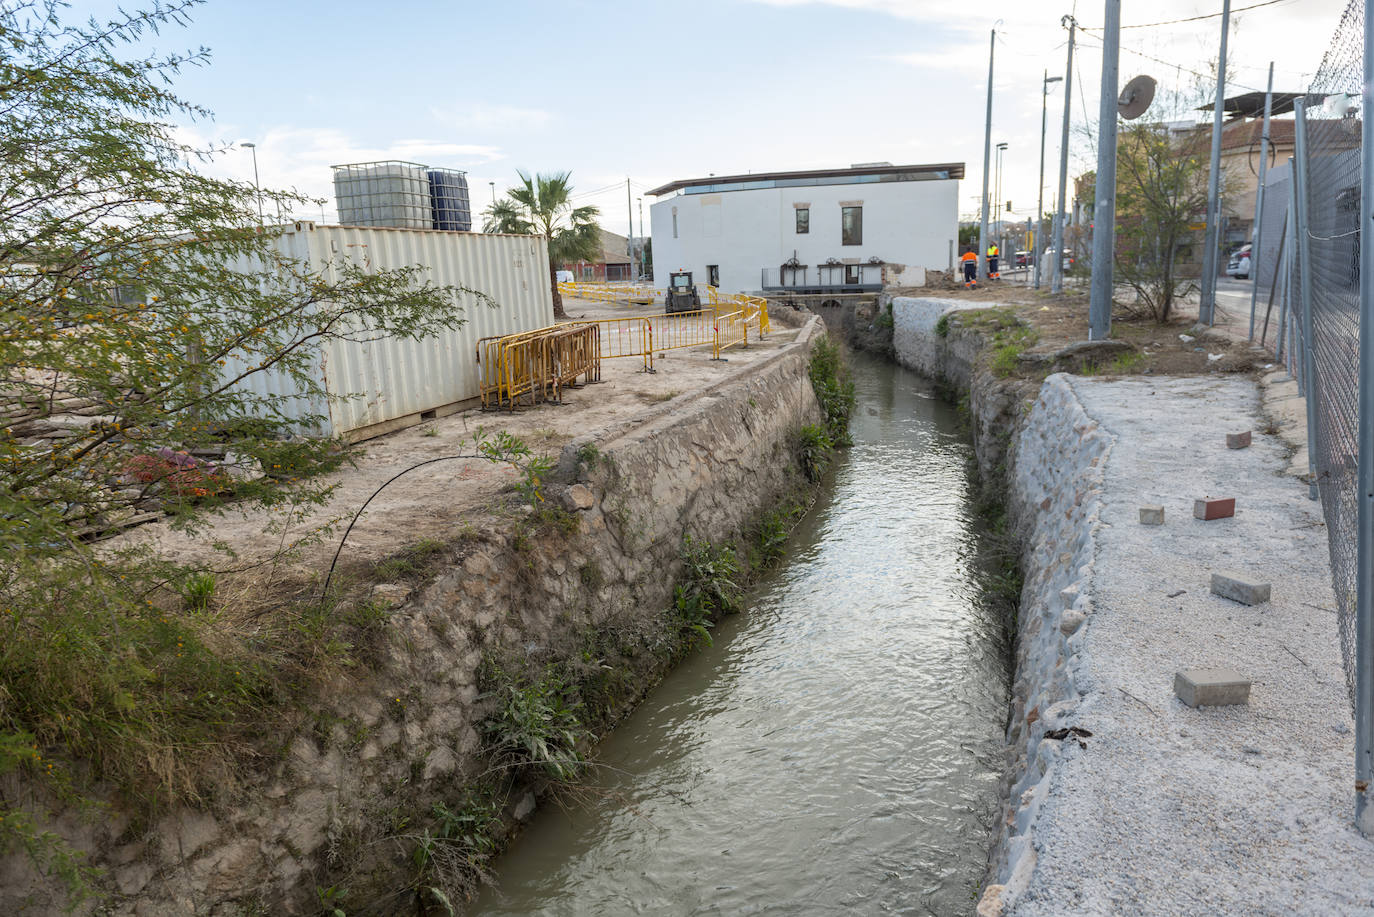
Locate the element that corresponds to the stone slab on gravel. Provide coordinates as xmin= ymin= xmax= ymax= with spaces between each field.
xmin=1226 ymin=430 xmax=1252 ymax=449
xmin=1002 ymin=376 xmax=1370 ymax=917
xmin=1138 ymin=505 xmax=1164 ymax=525
xmin=1210 ymin=570 xmax=1272 ymax=606
xmin=1174 ymin=667 xmax=1251 ymax=707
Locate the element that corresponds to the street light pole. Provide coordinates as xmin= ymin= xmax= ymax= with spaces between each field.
xmin=489 ymin=181 xmax=496 ymax=207
xmin=978 ymin=28 xmax=996 ymax=283
xmin=637 ymin=197 xmax=645 ymax=280
xmin=1199 ymin=0 xmax=1233 ymax=326
xmin=1037 ymin=73 xmax=1063 ymax=289
xmin=995 ymin=142 xmax=1008 ymax=271
xmin=241 ymin=142 xmax=263 ymax=225
xmin=1052 ymin=16 xmax=1076 ymax=294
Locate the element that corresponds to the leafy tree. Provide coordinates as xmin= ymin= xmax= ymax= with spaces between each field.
xmin=0 ymin=0 xmax=516 ymax=897
xmin=483 ymin=171 xmax=600 ymax=317
xmin=1112 ymin=121 xmax=1211 ymax=322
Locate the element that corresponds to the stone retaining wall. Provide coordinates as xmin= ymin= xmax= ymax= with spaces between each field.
xmin=0 ymin=320 xmax=826 ymax=915
xmin=889 ymin=299 xmax=1108 ymax=915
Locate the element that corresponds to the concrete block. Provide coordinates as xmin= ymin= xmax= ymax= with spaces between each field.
xmin=1174 ymin=668 xmax=1251 ymax=707
xmin=1139 ymin=505 xmax=1165 ymax=525
xmin=1226 ymin=430 xmax=1252 ymax=449
xmin=1193 ymin=497 xmax=1235 ymax=520
xmin=1210 ymin=570 xmax=1271 ymax=605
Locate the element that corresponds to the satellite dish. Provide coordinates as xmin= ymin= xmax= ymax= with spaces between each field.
xmin=1119 ymin=75 xmax=1157 ymax=120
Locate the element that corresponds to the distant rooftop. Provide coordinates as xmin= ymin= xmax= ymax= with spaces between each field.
xmin=646 ymin=162 xmax=965 ymax=197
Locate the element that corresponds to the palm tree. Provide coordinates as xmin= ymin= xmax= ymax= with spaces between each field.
xmin=483 ymin=171 xmax=600 ymax=318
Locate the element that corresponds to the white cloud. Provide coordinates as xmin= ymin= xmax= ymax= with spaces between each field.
xmin=430 ymin=104 xmax=554 ymax=133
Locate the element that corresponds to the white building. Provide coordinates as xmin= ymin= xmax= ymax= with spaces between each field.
xmin=647 ymin=162 xmax=963 ymax=293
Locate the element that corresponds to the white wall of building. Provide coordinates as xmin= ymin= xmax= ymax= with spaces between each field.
xmin=649 ymin=178 xmax=958 ymax=292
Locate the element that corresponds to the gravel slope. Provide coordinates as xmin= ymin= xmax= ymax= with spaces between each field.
xmin=1011 ymin=375 xmax=1374 ymax=916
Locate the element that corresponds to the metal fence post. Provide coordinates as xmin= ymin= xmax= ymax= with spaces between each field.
xmin=1278 ymin=167 xmax=1296 ymax=365
xmin=1292 ymin=100 xmax=1320 ymax=502
xmin=1355 ymin=0 xmax=1374 ymax=837
xmin=1249 ymin=63 xmax=1275 ymax=341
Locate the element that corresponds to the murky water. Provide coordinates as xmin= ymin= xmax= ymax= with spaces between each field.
xmin=472 ymin=352 xmax=1010 ymax=916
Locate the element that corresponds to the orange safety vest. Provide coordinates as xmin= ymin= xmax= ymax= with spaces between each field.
xmin=960 ymin=251 xmax=978 ymax=262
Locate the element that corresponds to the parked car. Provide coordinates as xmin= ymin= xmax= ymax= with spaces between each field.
xmin=1225 ymin=244 xmax=1252 ymax=280
xmin=1039 ymin=248 xmax=1074 ymax=275
xmin=1014 ymin=251 xmax=1030 ymax=268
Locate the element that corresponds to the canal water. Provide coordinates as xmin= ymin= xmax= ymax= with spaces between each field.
xmin=473 ymin=352 xmax=1011 ymax=916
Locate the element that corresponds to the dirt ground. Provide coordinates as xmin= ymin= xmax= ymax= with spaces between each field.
xmin=924 ymin=274 xmax=1280 ymax=377
xmin=124 ymin=298 xmax=804 ymax=589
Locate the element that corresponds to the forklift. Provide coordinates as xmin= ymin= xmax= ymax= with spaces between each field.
xmin=664 ymin=271 xmax=701 ymax=314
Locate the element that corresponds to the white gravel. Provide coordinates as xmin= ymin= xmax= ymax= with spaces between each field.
xmin=1004 ymin=374 xmax=1374 ymax=915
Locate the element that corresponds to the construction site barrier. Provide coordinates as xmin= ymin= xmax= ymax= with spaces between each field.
xmin=476 ymin=324 xmax=601 ymax=410
xmin=566 ymin=316 xmax=654 ymax=372
xmin=558 ymin=281 xmax=658 ymax=304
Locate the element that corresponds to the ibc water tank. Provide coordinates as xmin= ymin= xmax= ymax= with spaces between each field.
xmin=428 ymin=169 xmax=472 ymax=231
xmin=332 ymin=161 xmax=431 ymax=229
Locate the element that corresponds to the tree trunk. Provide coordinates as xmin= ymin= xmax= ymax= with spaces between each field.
xmin=549 ymin=263 xmax=566 ymax=320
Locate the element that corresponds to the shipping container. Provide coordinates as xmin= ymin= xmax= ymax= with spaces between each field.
xmin=229 ymin=222 xmax=553 ymax=441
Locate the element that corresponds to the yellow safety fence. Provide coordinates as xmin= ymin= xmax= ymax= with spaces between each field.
xmin=476 ymin=324 xmax=601 ymax=410
xmin=557 ymin=281 xmax=658 ymax=304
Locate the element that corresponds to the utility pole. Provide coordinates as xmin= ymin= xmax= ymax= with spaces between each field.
xmin=1088 ymin=0 xmax=1121 ymax=340
xmin=995 ymin=142 xmax=1008 ymax=270
xmin=978 ymin=28 xmax=995 ymax=283
xmin=242 ymin=142 xmax=263 ymax=225
xmin=1248 ymin=63 xmax=1274 ymax=340
xmin=637 ymin=197 xmax=645 ymax=280
xmin=626 ymin=178 xmax=634 ymax=266
xmin=1037 ymin=72 xmax=1063 ymax=289
xmin=1199 ymin=0 xmax=1233 ymax=326
xmin=1051 ymin=16 xmax=1076 ymax=294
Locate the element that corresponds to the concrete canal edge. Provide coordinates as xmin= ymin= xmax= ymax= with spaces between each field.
xmin=0 ymin=315 xmax=829 ymax=914
xmin=889 ymin=296 xmax=1359 ymax=916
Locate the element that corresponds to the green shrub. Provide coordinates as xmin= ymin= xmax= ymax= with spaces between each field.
xmin=672 ymin=536 xmax=743 ymax=647
xmin=808 ymin=336 xmax=856 ymax=447
xmin=796 ymin=424 xmax=834 ymax=483
xmin=479 ymin=666 xmax=586 ymax=780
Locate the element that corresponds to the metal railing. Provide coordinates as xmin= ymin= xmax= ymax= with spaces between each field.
xmin=557 ymin=281 xmax=658 ymax=304
xmin=475 ymin=324 xmax=601 ymax=410
xmin=1257 ymin=0 xmax=1374 ymax=830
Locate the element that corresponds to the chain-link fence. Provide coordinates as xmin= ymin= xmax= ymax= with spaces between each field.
xmin=1295 ymin=0 xmax=1365 ymax=712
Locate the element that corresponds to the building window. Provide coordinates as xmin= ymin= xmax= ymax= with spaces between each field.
xmin=795 ymin=208 xmax=809 ymax=234
xmin=672 ymin=206 xmax=678 ymax=239
xmin=708 ymin=265 xmax=720 ymax=287
xmin=842 ymin=206 xmax=862 ymax=245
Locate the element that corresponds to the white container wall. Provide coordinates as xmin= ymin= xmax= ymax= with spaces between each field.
xmin=232 ymin=222 xmax=553 ymax=439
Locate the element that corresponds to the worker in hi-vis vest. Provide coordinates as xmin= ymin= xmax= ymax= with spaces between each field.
xmin=987 ymin=243 xmax=1000 ymax=280
xmin=960 ymin=247 xmax=978 ymax=288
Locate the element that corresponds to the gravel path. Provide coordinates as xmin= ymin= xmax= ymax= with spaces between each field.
xmin=1012 ymin=375 xmax=1374 ymax=916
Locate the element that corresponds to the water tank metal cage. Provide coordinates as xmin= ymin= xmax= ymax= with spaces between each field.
xmin=332 ymin=160 xmax=472 ymax=231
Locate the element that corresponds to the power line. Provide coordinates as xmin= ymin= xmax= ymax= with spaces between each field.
xmin=1080 ymin=0 xmax=1293 ymax=31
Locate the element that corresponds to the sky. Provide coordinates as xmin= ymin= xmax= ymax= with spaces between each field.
xmin=65 ymin=0 xmax=1351 ymax=236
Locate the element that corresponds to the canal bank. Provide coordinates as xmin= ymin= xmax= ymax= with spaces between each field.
xmin=0 ymin=313 xmax=840 ymax=914
xmin=471 ymin=351 xmax=1012 ymax=915
xmin=888 ymin=297 xmax=1371 ymax=916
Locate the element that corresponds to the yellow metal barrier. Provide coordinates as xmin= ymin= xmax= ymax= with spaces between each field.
xmin=476 ymin=324 xmax=601 ymax=410
xmin=558 ymin=281 xmax=660 ymax=305
xmin=566 ymin=316 xmax=654 ymax=372
xmin=713 ymin=309 xmax=749 ymax=359
xmin=705 ymin=286 xmax=770 ymax=336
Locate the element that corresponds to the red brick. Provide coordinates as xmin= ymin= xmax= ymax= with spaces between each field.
xmin=1193 ymin=497 xmax=1236 ymax=520
xmin=1226 ymin=431 xmax=1252 ymax=450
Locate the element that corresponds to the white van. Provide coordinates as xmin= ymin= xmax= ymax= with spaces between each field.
xmin=554 ymin=270 xmax=574 ymax=284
